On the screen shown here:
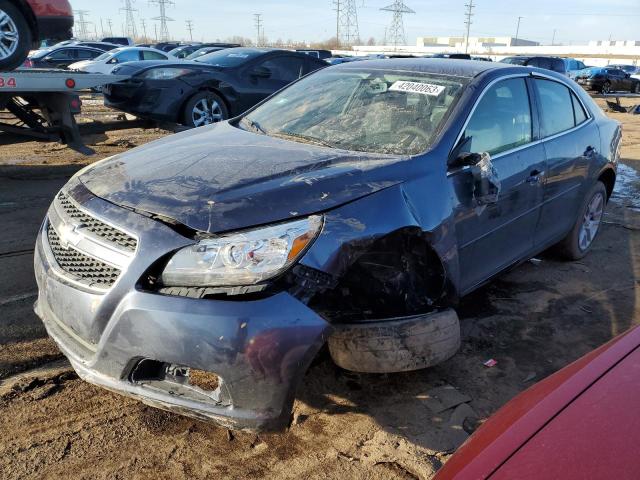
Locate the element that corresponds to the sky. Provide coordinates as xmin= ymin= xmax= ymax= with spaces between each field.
xmin=70 ymin=0 xmax=640 ymax=46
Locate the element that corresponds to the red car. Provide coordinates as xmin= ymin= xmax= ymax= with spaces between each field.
xmin=0 ymin=0 xmax=73 ymax=71
xmin=435 ymin=325 xmax=640 ymax=479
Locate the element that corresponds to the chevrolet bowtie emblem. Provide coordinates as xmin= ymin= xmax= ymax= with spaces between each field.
xmin=58 ymin=223 xmax=83 ymax=250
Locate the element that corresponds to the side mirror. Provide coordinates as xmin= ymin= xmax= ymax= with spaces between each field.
xmin=449 ymin=151 xmax=483 ymax=170
xmin=250 ymin=66 xmax=272 ymax=79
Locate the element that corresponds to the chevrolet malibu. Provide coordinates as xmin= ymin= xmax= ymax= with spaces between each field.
xmin=34 ymin=59 xmax=621 ymax=431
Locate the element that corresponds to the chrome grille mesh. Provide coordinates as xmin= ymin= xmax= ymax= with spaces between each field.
xmin=56 ymin=192 xmax=137 ymax=252
xmin=47 ymin=223 xmax=121 ymax=288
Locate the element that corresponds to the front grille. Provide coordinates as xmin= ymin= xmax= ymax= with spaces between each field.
xmin=47 ymin=224 xmax=121 ymax=288
xmin=57 ymin=192 xmax=137 ymax=252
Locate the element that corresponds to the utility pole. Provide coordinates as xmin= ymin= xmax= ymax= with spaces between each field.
xmin=120 ymin=0 xmax=137 ymax=39
xmin=551 ymin=29 xmax=556 ymax=46
xmin=514 ymin=16 xmax=523 ymax=46
xmin=380 ymin=1 xmax=415 ymax=49
xmin=100 ymin=18 xmax=105 ymax=37
xmin=186 ymin=20 xmax=194 ymax=41
xmin=150 ymin=0 xmax=174 ymax=42
xmin=463 ymin=0 xmax=474 ymax=54
xmin=141 ymin=19 xmax=147 ymax=41
xmin=74 ymin=10 xmax=91 ymax=40
xmin=107 ymin=18 xmax=114 ymax=37
xmin=154 ymin=23 xmax=158 ymax=42
xmin=334 ymin=0 xmax=360 ymax=47
xmin=254 ymin=14 xmax=263 ymax=46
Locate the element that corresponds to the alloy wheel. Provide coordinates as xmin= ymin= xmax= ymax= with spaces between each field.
xmin=602 ymin=82 xmax=611 ymax=94
xmin=191 ymin=97 xmax=224 ymax=127
xmin=0 ymin=9 xmax=18 ymax=61
xmin=578 ymin=191 xmax=604 ymax=251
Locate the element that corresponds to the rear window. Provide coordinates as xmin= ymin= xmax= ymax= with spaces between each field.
xmin=195 ymin=48 xmax=263 ymax=67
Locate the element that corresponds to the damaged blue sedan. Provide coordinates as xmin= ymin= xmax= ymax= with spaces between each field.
xmin=34 ymin=59 xmax=621 ymax=431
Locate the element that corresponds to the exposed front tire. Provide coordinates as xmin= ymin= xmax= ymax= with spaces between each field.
xmin=557 ymin=181 xmax=607 ymax=260
xmin=182 ymin=91 xmax=229 ymax=128
xmin=328 ymin=309 xmax=460 ymax=373
xmin=601 ymin=81 xmax=612 ymax=94
xmin=0 ymin=1 xmax=31 ymax=71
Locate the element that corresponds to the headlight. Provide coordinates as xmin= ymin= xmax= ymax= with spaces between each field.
xmin=160 ymin=216 xmax=323 ymax=287
xmin=139 ymin=68 xmax=192 ymax=80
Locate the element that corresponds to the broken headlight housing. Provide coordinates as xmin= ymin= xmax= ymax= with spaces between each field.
xmin=160 ymin=216 xmax=323 ymax=287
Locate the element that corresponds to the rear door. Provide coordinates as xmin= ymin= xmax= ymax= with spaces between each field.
xmin=240 ymin=54 xmax=307 ymax=110
xmin=44 ymin=48 xmax=76 ymax=68
xmin=532 ymin=77 xmax=598 ymax=245
xmin=453 ymin=76 xmax=547 ymax=293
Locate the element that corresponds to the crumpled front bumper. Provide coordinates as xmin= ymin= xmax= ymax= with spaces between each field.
xmin=33 ymin=187 xmax=331 ymax=432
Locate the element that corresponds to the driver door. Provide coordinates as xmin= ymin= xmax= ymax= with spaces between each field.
xmin=451 ymin=77 xmax=547 ymax=293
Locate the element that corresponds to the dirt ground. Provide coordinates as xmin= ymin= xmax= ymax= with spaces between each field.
xmin=1 ymin=96 xmax=640 ymax=480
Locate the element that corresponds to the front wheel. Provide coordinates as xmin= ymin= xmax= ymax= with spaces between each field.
xmin=182 ymin=91 xmax=229 ymax=128
xmin=557 ymin=181 xmax=607 ymax=260
xmin=633 ymin=82 xmax=640 ymax=94
xmin=0 ymin=0 xmax=32 ymax=71
xmin=601 ymin=81 xmax=612 ymax=94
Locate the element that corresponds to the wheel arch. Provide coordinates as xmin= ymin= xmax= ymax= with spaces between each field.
xmin=598 ymin=167 xmax=616 ymax=200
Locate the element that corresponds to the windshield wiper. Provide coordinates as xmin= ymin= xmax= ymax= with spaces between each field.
xmin=241 ymin=117 xmax=267 ymax=135
xmin=270 ymin=131 xmax=336 ymax=149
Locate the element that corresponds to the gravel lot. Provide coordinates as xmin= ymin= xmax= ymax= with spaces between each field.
xmin=1 ymin=97 xmax=639 ymax=480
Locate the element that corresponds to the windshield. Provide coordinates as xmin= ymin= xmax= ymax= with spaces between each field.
xmin=194 ymin=48 xmax=262 ymax=67
xmin=243 ymin=68 xmax=466 ymax=155
xmin=95 ymin=51 xmax=115 ymax=61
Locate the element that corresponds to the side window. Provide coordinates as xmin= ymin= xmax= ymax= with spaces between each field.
xmin=76 ymin=49 xmax=99 ymax=60
xmin=534 ymin=79 xmax=575 ymax=137
xmin=571 ymin=92 xmax=588 ymax=125
xmin=303 ymin=58 xmax=324 ymax=75
xmin=551 ymin=58 xmax=566 ymax=73
xmin=142 ymin=50 xmax=166 ymax=60
xmin=258 ymin=56 xmax=306 ymax=82
xmin=577 ymin=61 xmax=586 ymax=70
xmin=115 ymin=50 xmax=140 ymax=63
xmin=462 ymin=78 xmax=532 ymax=156
xmin=49 ymin=49 xmax=75 ymax=60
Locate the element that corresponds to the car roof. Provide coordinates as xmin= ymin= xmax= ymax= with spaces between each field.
xmin=333 ymin=58 xmax=512 ymax=78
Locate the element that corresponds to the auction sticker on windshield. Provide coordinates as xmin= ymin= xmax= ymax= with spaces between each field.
xmin=390 ymin=81 xmax=445 ymax=96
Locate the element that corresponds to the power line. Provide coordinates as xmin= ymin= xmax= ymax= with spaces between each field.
xmin=74 ymin=10 xmax=92 ymax=40
xmin=120 ymin=0 xmax=138 ymax=39
xmin=380 ymin=1 xmax=415 ymax=48
xmin=463 ymin=0 xmax=474 ymax=53
xmin=254 ymin=13 xmax=263 ymax=46
xmin=150 ymin=0 xmax=174 ymax=42
xmin=334 ymin=0 xmax=360 ymax=48
xmin=186 ymin=19 xmax=194 ymax=41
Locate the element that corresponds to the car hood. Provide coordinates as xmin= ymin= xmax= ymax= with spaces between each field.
xmin=78 ymin=122 xmax=408 ymax=234
xmin=68 ymin=60 xmax=91 ymax=70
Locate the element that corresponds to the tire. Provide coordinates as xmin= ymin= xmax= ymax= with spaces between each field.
xmin=0 ymin=1 xmax=32 ymax=71
xmin=557 ymin=181 xmax=607 ymax=260
xmin=327 ymin=309 xmax=460 ymax=373
xmin=633 ymin=82 xmax=640 ymax=94
xmin=182 ymin=91 xmax=229 ymax=128
xmin=601 ymin=81 xmax=611 ymax=94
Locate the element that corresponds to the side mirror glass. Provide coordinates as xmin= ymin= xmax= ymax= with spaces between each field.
xmin=251 ymin=66 xmax=272 ymax=79
xmin=450 ymin=151 xmax=483 ymax=170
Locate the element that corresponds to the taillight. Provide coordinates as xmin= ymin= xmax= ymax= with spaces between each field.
xmin=22 ymin=58 xmax=33 ymax=68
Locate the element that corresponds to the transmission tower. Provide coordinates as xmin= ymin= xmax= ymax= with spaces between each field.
xmin=149 ymin=0 xmax=174 ymax=41
xmin=380 ymin=1 xmax=415 ymax=48
xmin=463 ymin=0 xmax=474 ymax=53
xmin=121 ymin=0 xmax=138 ymax=39
xmin=253 ymin=14 xmax=263 ymax=46
xmin=140 ymin=18 xmax=148 ymax=41
xmin=334 ymin=0 xmax=360 ymax=47
xmin=107 ymin=18 xmax=114 ymax=36
xmin=74 ymin=10 xmax=92 ymax=40
xmin=186 ymin=20 xmax=194 ymax=41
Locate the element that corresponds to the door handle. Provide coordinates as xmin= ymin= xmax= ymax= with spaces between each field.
xmin=526 ymin=169 xmax=544 ymax=184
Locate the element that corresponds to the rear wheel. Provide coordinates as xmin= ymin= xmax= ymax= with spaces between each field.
xmin=557 ymin=181 xmax=607 ymax=260
xmin=601 ymin=81 xmax=612 ymax=94
xmin=0 ymin=1 xmax=31 ymax=71
xmin=182 ymin=91 xmax=228 ymax=128
xmin=633 ymin=82 xmax=640 ymax=94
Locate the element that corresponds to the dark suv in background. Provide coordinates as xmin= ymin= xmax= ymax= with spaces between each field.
xmin=500 ymin=55 xmax=568 ymax=75
xmin=575 ymin=67 xmax=640 ymax=93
